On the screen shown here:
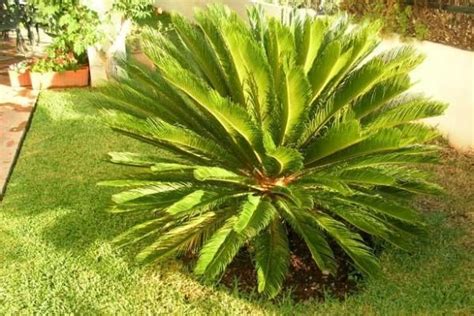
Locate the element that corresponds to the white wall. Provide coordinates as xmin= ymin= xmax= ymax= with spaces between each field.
xmin=156 ymin=1 xmax=316 ymax=19
xmin=157 ymin=0 xmax=250 ymax=18
xmin=379 ymin=38 xmax=474 ymax=151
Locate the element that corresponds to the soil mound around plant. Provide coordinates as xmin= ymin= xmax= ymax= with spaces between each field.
xmin=220 ymin=231 xmax=360 ymax=302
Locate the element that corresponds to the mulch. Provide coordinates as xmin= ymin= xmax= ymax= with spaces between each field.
xmin=412 ymin=7 xmax=473 ymax=50
xmin=341 ymin=2 xmax=473 ymax=51
xmin=220 ymin=230 xmax=360 ymax=301
xmin=182 ymin=229 xmax=361 ymax=302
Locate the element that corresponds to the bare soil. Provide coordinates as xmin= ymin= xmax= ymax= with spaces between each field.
xmin=413 ymin=7 xmax=473 ymax=50
xmin=341 ymin=1 xmax=473 ymax=51
xmin=220 ymin=230 xmax=360 ymax=302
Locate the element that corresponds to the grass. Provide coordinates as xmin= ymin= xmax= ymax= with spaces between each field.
xmin=0 ymin=89 xmax=472 ymax=315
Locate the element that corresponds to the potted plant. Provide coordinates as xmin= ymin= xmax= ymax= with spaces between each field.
xmin=84 ymin=0 xmax=163 ymax=85
xmin=30 ymin=50 xmax=89 ymax=90
xmin=8 ymin=61 xmax=32 ymax=88
xmin=29 ymin=0 xmax=101 ymax=88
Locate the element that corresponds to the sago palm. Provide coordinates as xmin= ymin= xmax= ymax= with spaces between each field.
xmin=95 ymin=5 xmax=446 ymax=298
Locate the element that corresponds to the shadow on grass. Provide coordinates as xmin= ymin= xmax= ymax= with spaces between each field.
xmin=2 ymin=88 xmax=153 ymax=251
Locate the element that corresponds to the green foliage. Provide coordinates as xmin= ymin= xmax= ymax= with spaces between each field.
xmin=111 ymin=0 xmax=156 ymax=25
xmin=96 ymin=5 xmax=446 ymax=298
xmin=30 ymin=51 xmax=79 ymax=73
xmin=31 ymin=0 xmax=101 ymax=62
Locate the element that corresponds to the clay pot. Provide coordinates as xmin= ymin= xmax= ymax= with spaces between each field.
xmin=8 ymin=70 xmax=31 ymax=88
xmin=30 ymin=66 xmax=90 ymax=90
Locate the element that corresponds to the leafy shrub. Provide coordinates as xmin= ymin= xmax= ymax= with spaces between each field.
xmin=96 ymin=5 xmax=446 ymax=298
xmin=30 ymin=50 xmax=79 ymax=73
xmin=31 ymin=0 xmax=101 ymax=62
xmin=111 ymin=0 xmax=157 ymax=25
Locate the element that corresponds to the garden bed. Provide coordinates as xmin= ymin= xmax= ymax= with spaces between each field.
xmin=341 ymin=1 xmax=473 ymax=51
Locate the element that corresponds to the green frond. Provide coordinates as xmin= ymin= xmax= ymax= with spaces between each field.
xmin=317 ymin=167 xmax=396 ymax=186
xmin=265 ymin=18 xmax=296 ymax=86
xmin=315 ymin=193 xmax=416 ymax=251
xmin=156 ymin=56 xmax=265 ymax=167
xmin=104 ymin=111 xmax=236 ymax=166
xmin=234 ymin=196 xmax=277 ymax=237
xmin=299 ymin=177 xmax=353 ymax=196
xmin=171 ymin=13 xmax=229 ymax=95
xmin=330 ymin=146 xmax=440 ymax=169
xmin=296 ymin=18 xmax=326 ymax=74
xmin=265 ymin=146 xmax=304 ymax=176
xmin=304 ymin=120 xmax=362 ymax=165
xmin=111 ymin=183 xmax=190 ymax=205
xmin=276 ymin=200 xmax=337 ymax=274
xmin=193 ymin=167 xmax=250 ymax=186
xmin=137 ymin=210 xmax=232 ymax=264
xmin=98 ymin=180 xmax=163 ymax=189
xmin=165 ymin=190 xmax=208 ymax=215
xmin=352 ymin=75 xmax=412 ymax=119
xmin=195 ymin=6 xmax=247 ymax=105
xmin=107 ymin=152 xmax=175 ymax=167
xmin=307 ymin=40 xmax=345 ymax=103
xmin=307 ymin=128 xmax=403 ymax=168
xmin=340 ymin=194 xmax=422 ymax=223
xmin=194 ymin=216 xmax=245 ymax=279
xmin=397 ymin=123 xmax=441 ymax=144
xmin=365 ymin=98 xmax=447 ymax=130
xmin=222 ymin=23 xmax=274 ymax=123
xmin=254 ymin=218 xmax=290 ymax=298
xmin=112 ymin=217 xmax=167 ymax=248
xmin=339 ymin=167 xmax=397 ymax=185
xmin=277 ymin=66 xmax=311 ymax=145
xmin=314 ymin=213 xmax=381 ymax=277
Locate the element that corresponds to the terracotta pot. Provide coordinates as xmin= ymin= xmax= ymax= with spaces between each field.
xmin=30 ymin=66 xmax=90 ymax=90
xmin=8 ymin=70 xmax=31 ymax=88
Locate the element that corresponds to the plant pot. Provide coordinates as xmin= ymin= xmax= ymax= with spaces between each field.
xmin=30 ymin=66 xmax=90 ymax=90
xmin=8 ymin=70 xmax=31 ymax=88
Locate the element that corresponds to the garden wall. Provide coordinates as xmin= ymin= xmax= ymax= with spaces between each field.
xmin=378 ymin=37 xmax=473 ymax=151
xmin=159 ymin=1 xmax=474 ymax=151
xmin=157 ymin=0 xmax=250 ymax=18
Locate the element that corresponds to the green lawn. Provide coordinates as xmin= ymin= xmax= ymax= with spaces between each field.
xmin=0 ymin=89 xmax=472 ymax=315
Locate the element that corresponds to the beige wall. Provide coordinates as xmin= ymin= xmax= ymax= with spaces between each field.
xmin=379 ymin=38 xmax=474 ymax=151
xmin=157 ymin=0 xmax=250 ymax=18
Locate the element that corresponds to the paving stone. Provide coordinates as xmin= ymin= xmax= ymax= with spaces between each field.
xmin=0 ymin=42 xmax=39 ymax=199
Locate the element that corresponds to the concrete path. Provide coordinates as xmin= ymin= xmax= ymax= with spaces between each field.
xmin=0 ymin=41 xmax=39 ymax=199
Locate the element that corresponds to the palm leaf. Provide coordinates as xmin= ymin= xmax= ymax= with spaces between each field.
xmin=254 ymin=218 xmax=290 ymax=298
xmin=314 ymin=213 xmax=381 ymax=277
